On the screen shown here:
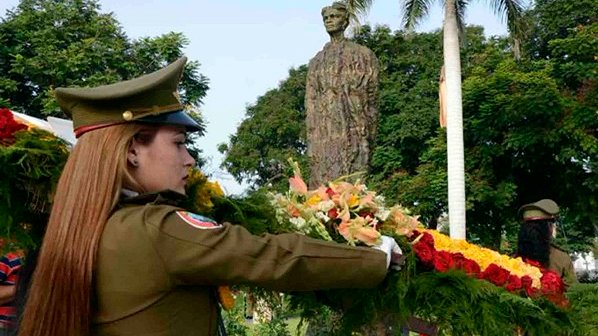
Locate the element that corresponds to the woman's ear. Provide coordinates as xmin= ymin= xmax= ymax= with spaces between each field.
xmin=127 ymin=142 xmax=139 ymax=167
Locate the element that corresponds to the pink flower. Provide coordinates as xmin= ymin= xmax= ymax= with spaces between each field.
xmin=359 ymin=193 xmax=376 ymax=209
xmin=338 ymin=220 xmax=350 ymax=240
xmin=354 ymin=227 xmax=381 ymax=246
xmin=315 ymin=186 xmax=330 ymax=200
xmin=289 ymin=176 xmax=307 ymax=195
xmin=337 ymin=210 xmax=351 ymax=238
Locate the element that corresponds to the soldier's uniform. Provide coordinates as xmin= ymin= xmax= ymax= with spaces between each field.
xmin=548 ymin=244 xmax=577 ymax=287
xmin=519 ymin=199 xmax=578 ymax=287
xmin=55 ymin=58 xmax=387 ymax=336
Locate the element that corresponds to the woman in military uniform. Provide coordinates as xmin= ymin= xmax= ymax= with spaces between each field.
xmin=17 ymin=58 xmax=401 ymax=336
xmin=516 ymin=199 xmax=578 ymax=287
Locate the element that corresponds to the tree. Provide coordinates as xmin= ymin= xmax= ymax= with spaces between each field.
xmin=219 ymin=66 xmax=309 ymax=191
xmin=0 ymin=0 xmax=209 ymax=120
xmin=345 ymin=0 xmax=526 ymax=239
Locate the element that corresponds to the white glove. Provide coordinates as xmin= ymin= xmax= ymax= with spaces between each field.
xmin=373 ymin=235 xmax=403 ymax=269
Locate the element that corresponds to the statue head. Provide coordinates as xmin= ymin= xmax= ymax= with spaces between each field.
xmin=321 ymin=2 xmax=349 ymax=36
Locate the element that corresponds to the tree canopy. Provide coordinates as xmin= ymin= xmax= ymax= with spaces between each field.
xmin=0 ymin=0 xmax=209 ymax=121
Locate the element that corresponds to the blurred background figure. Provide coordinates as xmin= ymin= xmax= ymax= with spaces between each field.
xmin=516 ymin=199 xmax=578 ymax=287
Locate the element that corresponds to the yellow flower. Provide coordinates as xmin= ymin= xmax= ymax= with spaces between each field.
xmin=420 ymin=228 xmax=544 ymax=288
xmin=347 ymin=194 xmax=359 ymax=208
xmin=306 ymin=194 xmax=322 ymax=207
xmin=206 ymin=181 xmax=224 ymax=197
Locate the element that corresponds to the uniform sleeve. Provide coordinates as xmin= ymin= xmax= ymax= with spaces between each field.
xmin=549 ymin=247 xmax=578 ymax=287
xmin=143 ymin=207 xmax=387 ymax=292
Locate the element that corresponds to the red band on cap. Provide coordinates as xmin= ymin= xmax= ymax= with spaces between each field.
xmin=74 ymin=122 xmax=125 ymax=138
xmin=523 ymin=216 xmax=555 ymax=221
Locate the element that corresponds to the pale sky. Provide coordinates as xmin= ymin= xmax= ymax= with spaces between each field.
xmin=1 ymin=0 xmax=524 ymax=195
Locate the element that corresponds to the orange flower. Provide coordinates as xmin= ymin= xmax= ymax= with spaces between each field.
xmin=217 ymin=286 xmax=235 ymax=311
xmin=287 ymin=204 xmax=301 ymax=217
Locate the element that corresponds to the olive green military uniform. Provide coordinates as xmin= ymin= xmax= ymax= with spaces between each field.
xmin=548 ymin=244 xmax=577 ymax=287
xmin=92 ymin=191 xmax=387 ymax=335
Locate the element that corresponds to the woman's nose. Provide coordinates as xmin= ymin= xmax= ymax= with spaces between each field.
xmin=184 ymin=150 xmax=196 ymax=167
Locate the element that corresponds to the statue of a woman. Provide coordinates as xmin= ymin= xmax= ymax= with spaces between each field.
xmin=305 ymin=2 xmax=379 ymax=188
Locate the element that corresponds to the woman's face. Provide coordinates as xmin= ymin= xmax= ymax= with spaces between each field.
xmin=128 ymin=125 xmax=195 ymax=194
xmin=323 ymin=8 xmax=347 ymax=34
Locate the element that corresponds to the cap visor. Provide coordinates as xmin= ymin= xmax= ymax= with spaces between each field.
xmin=137 ymin=110 xmax=202 ymax=132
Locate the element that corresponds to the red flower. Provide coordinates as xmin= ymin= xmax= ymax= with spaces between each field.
xmin=358 ymin=210 xmax=374 ymax=219
xmin=325 ymin=187 xmax=336 ymax=198
xmin=418 ymin=231 xmax=434 ymax=246
xmin=505 ymin=275 xmax=523 ymax=292
xmin=521 ymin=275 xmax=539 ymax=297
xmin=540 ymin=271 xmax=569 ymax=307
xmin=460 ymin=258 xmax=481 ymax=276
xmin=540 ymin=270 xmax=565 ymax=295
xmin=327 ymin=208 xmax=338 ymax=219
xmin=0 ymin=108 xmax=27 ymax=144
xmin=481 ymin=263 xmax=510 ymax=287
xmin=413 ymin=240 xmax=436 ymax=266
xmin=523 ymin=258 xmax=542 ymax=268
xmin=451 ymin=252 xmax=465 ymax=266
xmin=433 ymin=250 xmax=456 ymax=272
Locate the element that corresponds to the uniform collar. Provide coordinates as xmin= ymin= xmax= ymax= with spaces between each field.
xmin=119 ymin=190 xmax=187 ymax=207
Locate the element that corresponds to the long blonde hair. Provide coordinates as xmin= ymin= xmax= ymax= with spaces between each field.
xmin=19 ymin=123 xmax=151 ymax=336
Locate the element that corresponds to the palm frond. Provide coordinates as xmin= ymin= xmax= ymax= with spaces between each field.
xmin=344 ymin=0 xmax=374 ymax=17
xmin=489 ymin=0 xmax=529 ymax=59
xmin=488 ymin=0 xmax=527 ymax=38
xmin=401 ymin=0 xmax=435 ymax=32
xmin=344 ymin=0 xmax=374 ymax=32
xmin=455 ymin=0 xmax=469 ymax=44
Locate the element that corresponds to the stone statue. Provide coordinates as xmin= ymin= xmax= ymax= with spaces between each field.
xmin=305 ymin=1 xmax=379 ymax=188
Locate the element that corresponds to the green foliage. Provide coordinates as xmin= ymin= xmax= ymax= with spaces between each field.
xmin=205 ymin=190 xmax=292 ymax=236
xmin=525 ymin=0 xmax=598 ymax=61
xmin=0 ymin=128 xmax=69 ymax=248
xmin=288 ymin=251 xmax=578 ymax=335
xmin=222 ymin=295 xmax=250 ymax=336
xmin=0 ymin=0 xmax=209 ymax=121
xmin=220 ymin=66 xmax=308 ymax=191
xmin=566 ymin=283 xmax=598 ymax=336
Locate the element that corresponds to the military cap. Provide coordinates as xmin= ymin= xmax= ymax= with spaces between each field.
xmin=54 ymin=57 xmax=201 ymax=138
xmin=519 ymin=199 xmax=560 ymax=221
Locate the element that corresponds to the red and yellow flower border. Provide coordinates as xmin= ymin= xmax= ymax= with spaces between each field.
xmin=410 ymin=229 xmax=568 ymax=306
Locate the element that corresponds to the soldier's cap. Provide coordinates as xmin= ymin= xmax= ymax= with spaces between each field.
xmin=519 ymin=199 xmax=559 ymax=221
xmin=54 ymin=56 xmax=201 ymax=138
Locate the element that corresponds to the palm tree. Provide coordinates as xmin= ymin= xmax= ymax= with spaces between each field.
xmin=345 ymin=0 xmax=526 ymax=239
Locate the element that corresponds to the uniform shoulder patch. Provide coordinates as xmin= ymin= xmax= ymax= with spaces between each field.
xmin=176 ymin=211 xmax=222 ymax=230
